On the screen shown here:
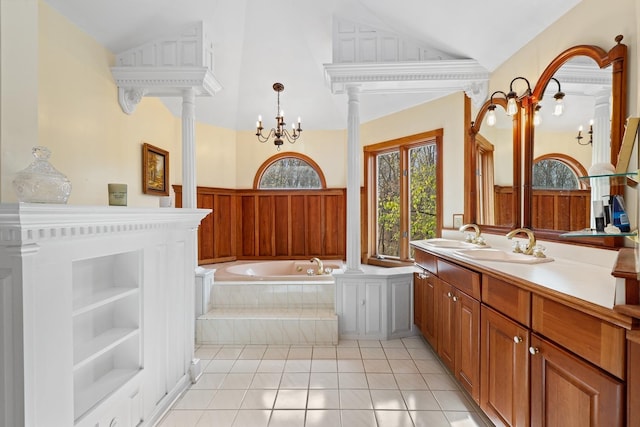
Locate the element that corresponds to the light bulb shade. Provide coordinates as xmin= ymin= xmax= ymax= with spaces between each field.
xmin=533 ymin=111 xmax=541 ymax=126
xmin=486 ymin=109 xmax=497 ymax=126
xmin=553 ymin=99 xmax=564 ymax=116
xmin=506 ymin=97 xmax=518 ymax=116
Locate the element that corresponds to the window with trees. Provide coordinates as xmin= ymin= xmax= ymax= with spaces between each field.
xmin=365 ymin=130 xmax=442 ymax=263
xmin=532 ymin=154 xmax=588 ymax=190
xmin=254 ymin=152 xmax=326 ymax=189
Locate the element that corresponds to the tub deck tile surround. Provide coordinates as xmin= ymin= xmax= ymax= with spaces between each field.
xmin=197 ymin=261 xmax=339 ymax=345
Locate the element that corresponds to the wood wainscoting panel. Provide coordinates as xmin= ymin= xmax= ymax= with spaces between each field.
xmin=274 ymin=195 xmax=290 ymax=256
xmin=176 ymin=186 xmax=348 ymax=262
xmin=290 ymin=195 xmax=306 ymax=256
xmin=306 ymin=195 xmax=323 ymax=255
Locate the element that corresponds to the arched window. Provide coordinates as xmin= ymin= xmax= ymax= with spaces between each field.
xmin=533 ymin=153 xmax=589 ymax=190
xmin=254 ymin=152 xmax=326 ymax=189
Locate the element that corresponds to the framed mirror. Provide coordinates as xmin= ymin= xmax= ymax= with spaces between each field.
xmin=465 ymin=36 xmax=628 ymax=247
xmin=526 ymin=36 xmax=628 ymax=246
xmin=467 ymin=96 xmax=521 ymax=233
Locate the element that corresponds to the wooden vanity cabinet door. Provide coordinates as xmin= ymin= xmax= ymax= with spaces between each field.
xmin=455 ymin=289 xmax=480 ymax=403
xmin=530 ymin=334 xmax=624 ymax=427
xmin=437 ymin=280 xmax=456 ymax=372
xmin=481 ymin=306 xmax=530 ymax=427
xmin=422 ymin=273 xmax=438 ymax=347
xmin=414 ymin=272 xmax=424 ymax=331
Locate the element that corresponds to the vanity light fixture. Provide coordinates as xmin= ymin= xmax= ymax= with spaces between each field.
xmin=256 ymin=82 xmax=302 ymax=150
xmin=505 ymin=77 xmax=532 ymax=116
xmin=576 ymin=120 xmax=594 ymax=145
xmin=533 ymin=105 xmax=542 ymax=126
xmin=550 ymin=77 xmax=565 ymax=116
xmin=485 ymin=91 xmax=508 ymax=127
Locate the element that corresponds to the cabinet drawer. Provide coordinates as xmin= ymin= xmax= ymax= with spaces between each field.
xmin=532 ymin=295 xmax=626 ymax=379
xmin=414 ymin=249 xmax=437 ymax=274
xmin=437 ymin=259 xmax=480 ymax=299
xmin=482 ymin=275 xmax=531 ymax=327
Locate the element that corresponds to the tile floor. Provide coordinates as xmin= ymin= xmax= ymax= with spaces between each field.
xmin=157 ymin=336 xmax=494 ymax=427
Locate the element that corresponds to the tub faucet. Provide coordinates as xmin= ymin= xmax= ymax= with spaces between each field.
xmin=459 ymin=223 xmax=485 ymax=245
xmin=506 ymin=228 xmax=536 ymax=255
xmin=310 ymin=257 xmax=324 ymax=275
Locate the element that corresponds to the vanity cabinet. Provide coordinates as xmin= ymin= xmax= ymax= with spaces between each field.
xmin=481 ymin=306 xmax=530 ymax=427
xmin=412 ymin=244 xmax=635 ymax=427
xmin=480 ymin=275 xmax=532 ymax=427
xmin=414 ymin=254 xmax=480 ymax=402
xmin=529 ymin=334 xmax=624 ymax=427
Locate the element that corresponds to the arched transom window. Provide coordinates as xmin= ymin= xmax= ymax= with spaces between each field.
xmin=532 ymin=153 xmax=589 ymax=190
xmin=254 ymin=153 xmax=326 ymax=189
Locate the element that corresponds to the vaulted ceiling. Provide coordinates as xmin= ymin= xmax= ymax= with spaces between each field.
xmin=44 ymin=0 xmax=580 ymax=130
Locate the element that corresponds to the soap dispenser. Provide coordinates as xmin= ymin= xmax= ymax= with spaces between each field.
xmin=611 ymin=195 xmax=631 ymax=232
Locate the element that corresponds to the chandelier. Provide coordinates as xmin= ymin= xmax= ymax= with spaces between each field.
xmin=256 ymin=82 xmax=302 ymax=150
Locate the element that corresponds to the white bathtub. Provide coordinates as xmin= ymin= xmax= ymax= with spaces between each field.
xmin=215 ymin=260 xmax=343 ymax=282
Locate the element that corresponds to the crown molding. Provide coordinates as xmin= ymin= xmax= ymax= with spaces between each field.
xmin=323 ymin=60 xmax=489 ymax=106
xmin=111 ymin=66 xmax=222 ymax=114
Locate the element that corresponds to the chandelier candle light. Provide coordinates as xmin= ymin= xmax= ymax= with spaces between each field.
xmin=256 ymin=82 xmax=302 ymax=150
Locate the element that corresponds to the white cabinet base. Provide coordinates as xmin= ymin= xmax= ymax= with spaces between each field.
xmin=335 ymin=266 xmax=416 ymax=340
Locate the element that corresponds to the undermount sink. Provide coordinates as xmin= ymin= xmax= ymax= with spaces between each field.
xmin=454 ymin=248 xmax=554 ymax=264
xmin=420 ymin=238 xmax=489 ymax=249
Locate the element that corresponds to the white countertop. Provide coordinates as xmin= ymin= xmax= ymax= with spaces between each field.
xmin=412 ymin=230 xmax=621 ymax=309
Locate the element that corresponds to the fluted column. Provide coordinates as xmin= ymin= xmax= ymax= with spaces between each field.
xmin=182 ymin=88 xmax=197 ymax=209
xmin=346 ymin=85 xmax=363 ymax=273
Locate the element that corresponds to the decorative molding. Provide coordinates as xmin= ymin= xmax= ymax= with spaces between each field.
xmin=0 ymin=204 xmax=210 ymax=245
xmin=115 ymin=22 xmax=214 ymax=72
xmin=323 ymin=60 xmax=489 ymax=99
xmin=111 ymin=21 xmax=222 ymax=114
xmin=333 ymin=18 xmax=454 ymax=64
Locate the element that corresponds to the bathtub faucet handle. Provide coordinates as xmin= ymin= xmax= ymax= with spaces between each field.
xmin=310 ymin=257 xmax=324 ymax=275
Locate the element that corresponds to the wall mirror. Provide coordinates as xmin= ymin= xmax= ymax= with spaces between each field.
xmin=526 ymin=36 xmax=627 ymax=246
xmin=466 ymin=36 xmax=627 ymax=247
xmin=468 ymin=97 xmax=521 ymax=233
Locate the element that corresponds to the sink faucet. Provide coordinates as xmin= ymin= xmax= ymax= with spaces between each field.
xmin=506 ymin=228 xmax=536 ymax=255
xmin=459 ymin=223 xmax=485 ymax=245
xmin=310 ymin=257 xmax=324 ymax=275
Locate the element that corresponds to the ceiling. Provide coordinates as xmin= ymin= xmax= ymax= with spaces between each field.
xmin=44 ymin=0 xmax=580 ymax=131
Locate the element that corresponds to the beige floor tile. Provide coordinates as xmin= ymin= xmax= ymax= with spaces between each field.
xmin=269 ymin=409 xmax=306 ymax=427
xmin=340 ymin=409 xmax=376 ymax=427
xmin=195 ymin=410 xmax=237 ymax=427
xmin=370 ymin=389 xmax=407 ymax=410
xmin=375 ymin=409 xmax=415 ymax=427
xmin=305 ymin=409 xmax=341 ymax=427
xmin=366 ymin=373 xmax=398 ymax=390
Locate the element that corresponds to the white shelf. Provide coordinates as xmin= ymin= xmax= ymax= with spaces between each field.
xmin=73 ymin=328 xmax=140 ymax=369
xmin=72 ymin=287 xmax=139 ymax=316
xmin=74 ymin=368 xmax=140 ymax=422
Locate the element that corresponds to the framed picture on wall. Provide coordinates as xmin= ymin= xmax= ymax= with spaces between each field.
xmin=142 ymin=142 xmax=169 ymax=196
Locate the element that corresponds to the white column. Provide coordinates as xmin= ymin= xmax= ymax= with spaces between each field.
xmin=182 ymin=88 xmax=197 ymax=209
xmin=346 ymin=85 xmax=363 ymax=273
xmin=590 ymin=89 xmax=612 ymax=224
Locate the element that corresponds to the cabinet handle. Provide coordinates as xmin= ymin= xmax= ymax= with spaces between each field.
xmin=452 ymin=296 xmax=459 ymax=302
xmin=529 ymin=346 xmax=539 ymax=355
xmin=447 ymin=292 xmax=453 ymax=298
xmin=360 ymin=299 xmax=366 ymax=306
xmin=513 ymin=336 xmax=523 ymax=344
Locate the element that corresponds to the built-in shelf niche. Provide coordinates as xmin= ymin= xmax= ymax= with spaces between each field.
xmin=72 ymin=251 xmax=142 ymax=423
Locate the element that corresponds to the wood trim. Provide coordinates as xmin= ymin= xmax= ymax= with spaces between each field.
xmin=363 ymin=129 xmax=444 ymax=153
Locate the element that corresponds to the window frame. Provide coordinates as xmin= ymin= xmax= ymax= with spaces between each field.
xmin=253 ymin=152 xmax=327 ymax=190
xmin=364 ymin=129 xmax=443 ymax=265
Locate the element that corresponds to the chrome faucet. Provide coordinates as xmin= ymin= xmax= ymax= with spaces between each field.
xmin=310 ymin=257 xmax=324 ymax=275
xmin=459 ymin=223 xmax=485 ymax=245
xmin=506 ymin=228 xmax=537 ymax=255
